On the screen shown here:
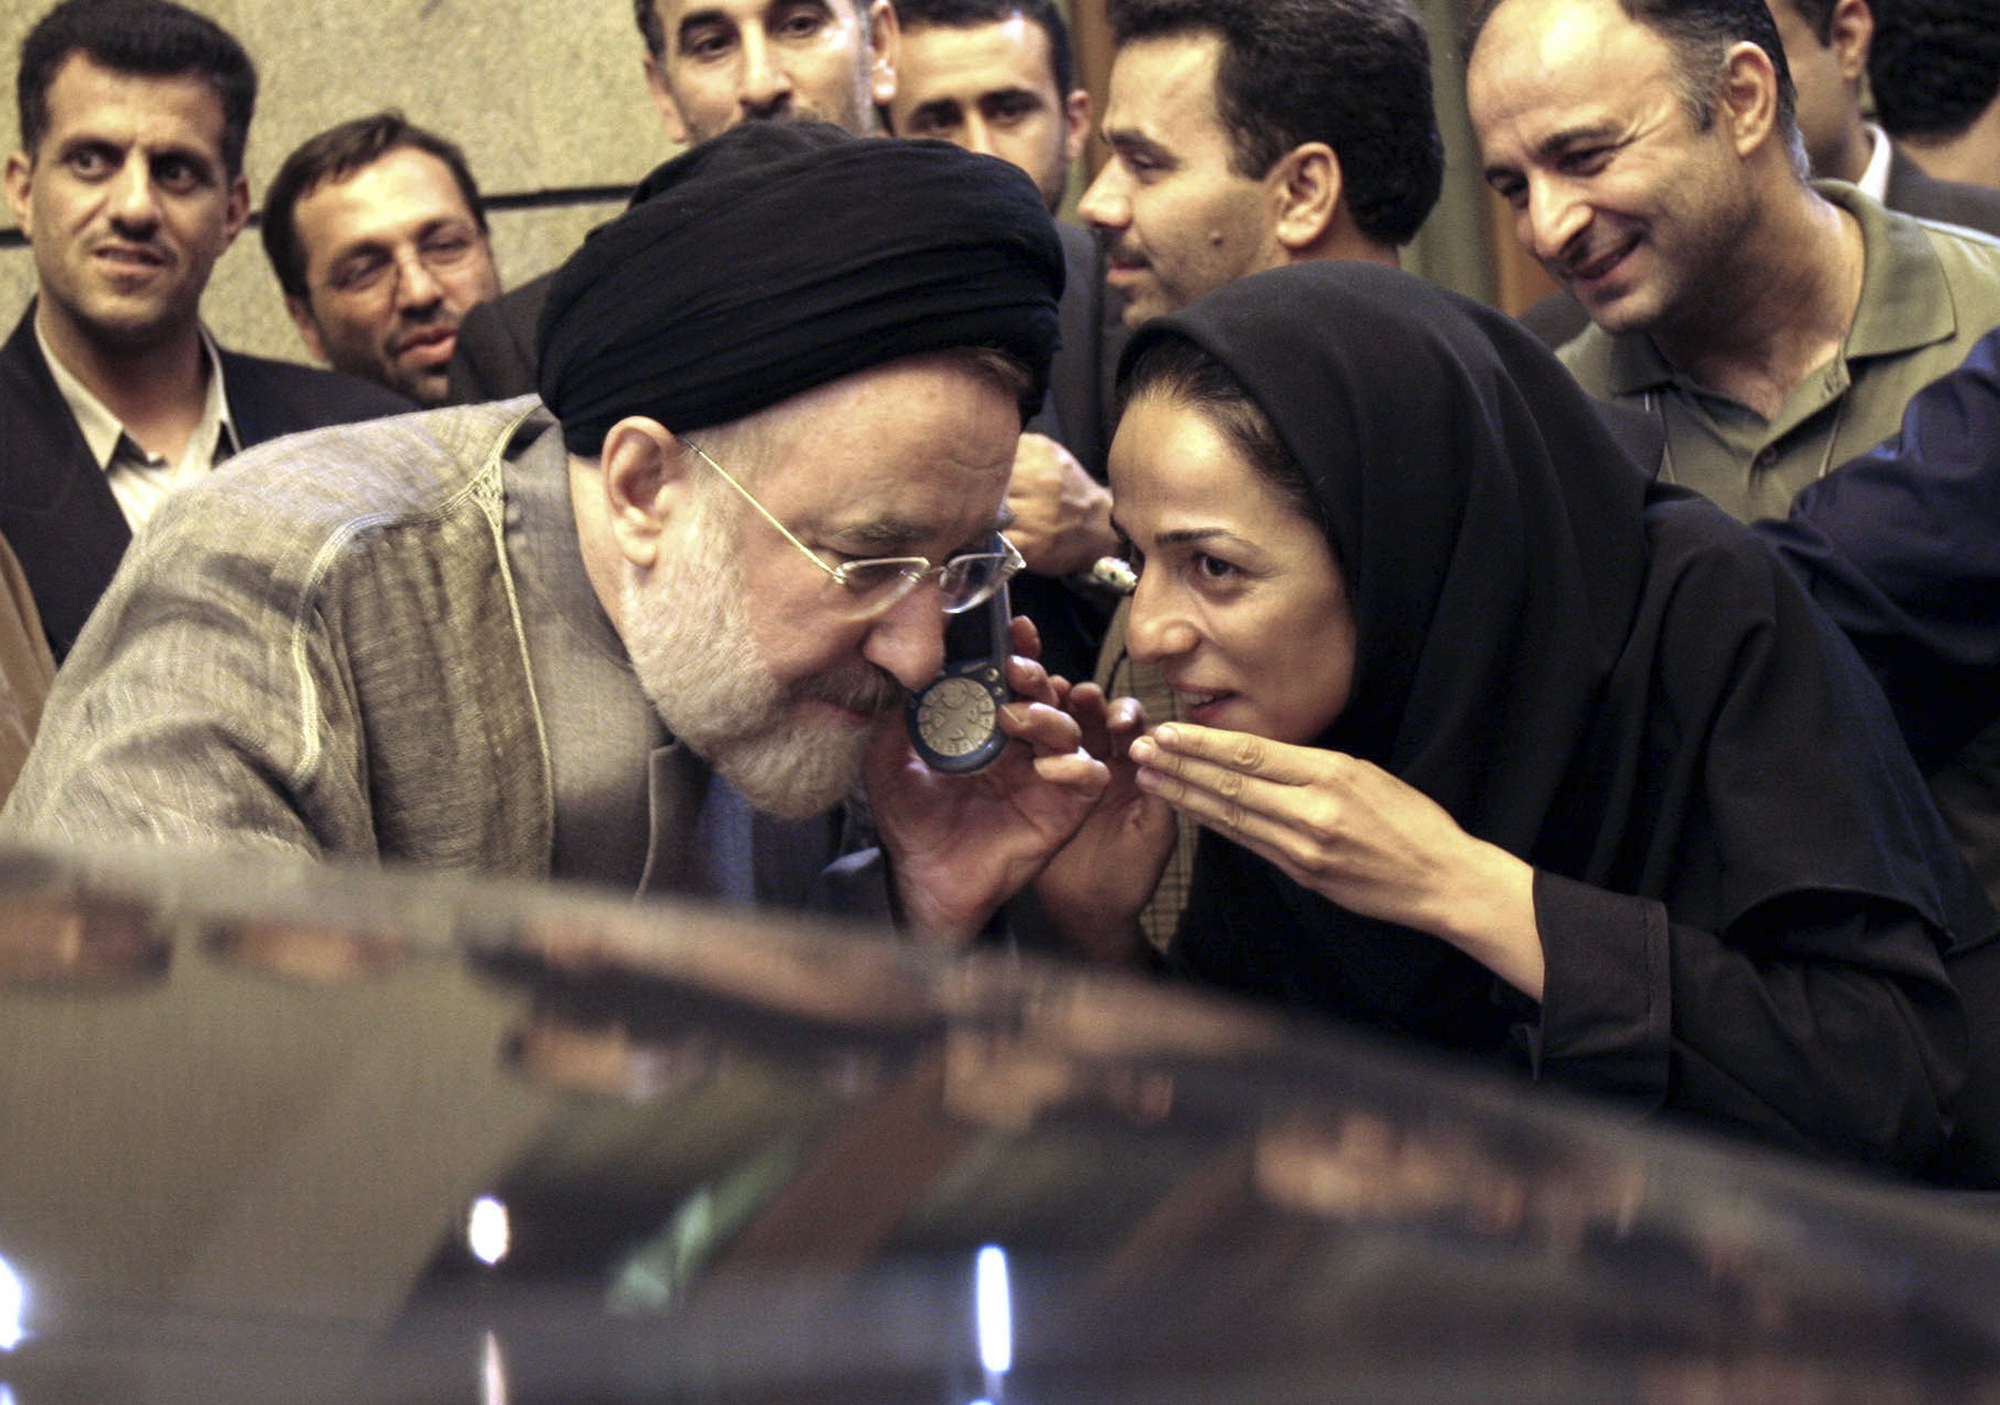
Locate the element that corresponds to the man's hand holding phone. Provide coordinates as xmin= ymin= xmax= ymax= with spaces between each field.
xmin=868 ymin=615 xmax=1109 ymax=945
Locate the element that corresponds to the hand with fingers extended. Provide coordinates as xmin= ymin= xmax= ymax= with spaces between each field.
xmin=1130 ymin=723 xmax=1546 ymax=999
xmin=866 ymin=617 xmax=1110 ymax=947
xmin=1030 ymin=683 xmax=1178 ymax=965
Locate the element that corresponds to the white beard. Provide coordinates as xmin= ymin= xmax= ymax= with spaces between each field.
xmin=619 ymin=498 xmax=904 ymax=820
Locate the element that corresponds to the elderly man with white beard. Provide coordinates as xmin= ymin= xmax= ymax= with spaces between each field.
xmin=3 ymin=123 xmax=1107 ymax=943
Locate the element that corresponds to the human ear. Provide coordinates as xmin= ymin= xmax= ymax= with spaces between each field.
xmin=1272 ymin=143 xmax=1341 ymax=252
xmin=1718 ymin=40 xmax=1781 ymax=157
xmin=3 ymin=151 xmax=33 ymax=232
xmin=598 ymin=416 xmax=697 ymax=568
xmin=1830 ymin=0 xmax=1873 ymax=85
xmin=1061 ymin=88 xmax=1090 ymax=171
xmin=866 ymin=0 xmax=899 ymax=109
xmin=222 ymin=173 xmax=251 ymax=244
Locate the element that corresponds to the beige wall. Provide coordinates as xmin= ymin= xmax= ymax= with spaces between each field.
xmin=0 ymin=0 xmax=674 ymax=363
xmin=1404 ymin=0 xmax=1495 ymax=305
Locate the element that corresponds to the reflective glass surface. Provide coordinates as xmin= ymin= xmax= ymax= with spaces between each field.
xmin=1 ymin=844 xmax=1998 ymax=1403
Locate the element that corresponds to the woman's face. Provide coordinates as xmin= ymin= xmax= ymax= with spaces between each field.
xmin=1109 ymin=391 xmax=1357 ymax=745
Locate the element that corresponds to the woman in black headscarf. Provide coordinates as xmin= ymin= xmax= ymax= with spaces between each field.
xmin=1044 ymin=261 xmax=1990 ymax=1174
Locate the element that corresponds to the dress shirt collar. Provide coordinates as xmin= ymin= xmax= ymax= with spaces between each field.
xmin=1857 ymin=122 xmax=1894 ymax=204
xmin=36 ymin=316 xmax=241 ymax=473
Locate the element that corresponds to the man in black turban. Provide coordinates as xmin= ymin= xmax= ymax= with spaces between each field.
xmin=7 ymin=123 xmax=1110 ymax=945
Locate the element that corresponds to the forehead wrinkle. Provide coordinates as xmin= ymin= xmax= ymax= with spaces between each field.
xmin=822 ymin=510 xmax=993 ymax=555
xmin=1510 ymin=118 xmax=1626 ymax=172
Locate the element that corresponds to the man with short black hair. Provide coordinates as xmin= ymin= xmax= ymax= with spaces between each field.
xmin=447 ymin=0 xmax=899 ymax=403
xmin=0 ymin=0 xmax=407 ymax=662
xmin=1468 ymin=0 xmax=2000 ymax=924
xmin=1079 ymin=0 xmax=1444 ymax=329
xmin=886 ymin=0 xmax=1124 ymax=682
xmin=1769 ymin=0 xmax=2000 ymax=227
xmin=1468 ymin=0 xmax=2000 ymax=521
xmin=1519 ymin=0 xmax=2000 ymax=349
xmin=1869 ymin=0 xmax=2000 ymax=193
xmin=888 ymin=0 xmax=1085 ymax=211
xmin=7 ymin=124 xmax=1108 ymax=945
xmin=262 ymin=112 xmax=501 ymax=407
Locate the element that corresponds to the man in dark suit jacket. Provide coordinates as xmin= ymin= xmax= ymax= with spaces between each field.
xmin=883 ymin=0 xmax=1130 ymax=681
xmin=1 ymin=0 xmax=408 ymax=661
xmin=1885 ymin=139 xmax=2000 ymax=232
xmin=0 ymin=308 xmax=407 ymax=660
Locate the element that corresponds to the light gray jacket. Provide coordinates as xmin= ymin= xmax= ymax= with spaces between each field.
xmin=7 ymin=398 xmax=571 ymax=871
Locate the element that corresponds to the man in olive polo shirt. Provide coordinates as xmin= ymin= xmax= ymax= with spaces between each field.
xmin=1467 ymin=0 xmax=2000 ymax=523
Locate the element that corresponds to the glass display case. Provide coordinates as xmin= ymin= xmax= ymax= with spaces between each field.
xmin=1 ymin=843 xmax=1997 ymax=1403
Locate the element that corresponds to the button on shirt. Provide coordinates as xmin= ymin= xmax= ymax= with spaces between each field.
xmin=37 ymin=322 xmax=240 ymax=531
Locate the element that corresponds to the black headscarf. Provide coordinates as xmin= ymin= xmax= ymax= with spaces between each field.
xmin=1123 ymin=262 xmax=1986 ymax=1045
xmin=538 ymin=122 xmax=1065 ymax=454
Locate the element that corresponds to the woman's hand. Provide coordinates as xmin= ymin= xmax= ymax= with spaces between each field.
xmin=1030 ymin=684 xmax=1178 ymax=965
xmin=1131 ymin=723 xmax=1546 ymax=999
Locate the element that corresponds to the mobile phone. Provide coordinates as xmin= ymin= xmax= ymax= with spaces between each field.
xmin=906 ymin=580 xmax=1012 ymax=773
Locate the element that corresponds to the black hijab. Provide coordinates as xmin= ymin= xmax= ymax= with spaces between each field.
xmin=1124 ymin=262 xmax=1986 ymax=1040
xmin=538 ymin=122 xmax=1065 ymax=454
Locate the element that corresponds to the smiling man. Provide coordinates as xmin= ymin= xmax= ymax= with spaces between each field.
xmin=261 ymin=113 xmax=502 ymax=407
xmin=0 ymin=0 xmax=409 ymax=664
xmin=1466 ymin=0 xmax=2000 ymax=524
xmin=1468 ymin=0 xmax=2000 ymax=934
xmin=7 ymin=124 xmax=1108 ymax=945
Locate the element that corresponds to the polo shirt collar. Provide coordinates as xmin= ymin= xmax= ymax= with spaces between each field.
xmin=1597 ymin=180 xmax=1956 ymax=398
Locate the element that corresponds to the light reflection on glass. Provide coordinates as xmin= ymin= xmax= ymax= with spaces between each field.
xmin=976 ymin=1244 xmax=1012 ymax=1376
xmin=468 ymin=1196 xmax=511 ymax=1267
xmin=0 ymin=1254 xmax=23 ymax=1351
xmin=480 ymin=1329 xmax=509 ymax=1405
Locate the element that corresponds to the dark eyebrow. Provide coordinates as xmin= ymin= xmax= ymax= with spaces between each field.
xmin=907 ymin=97 xmax=964 ymax=124
xmin=1109 ymin=524 xmax=1257 ymax=554
xmin=1532 ymin=121 xmax=1621 ymax=164
xmin=676 ymin=7 xmax=732 ymax=41
xmin=1482 ymin=121 xmax=1618 ymax=186
xmin=1157 ymin=528 xmax=1251 ymax=551
xmin=979 ymin=86 xmax=1044 ymax=107
xmin=1103 ymin=127 xmax=1174 ymax=167
xmin=56 ymin=135 xmax=121 ymax=158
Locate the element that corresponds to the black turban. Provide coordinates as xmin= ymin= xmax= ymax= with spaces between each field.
xmin=537 ymin=122 xmax=1066 ymax=454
